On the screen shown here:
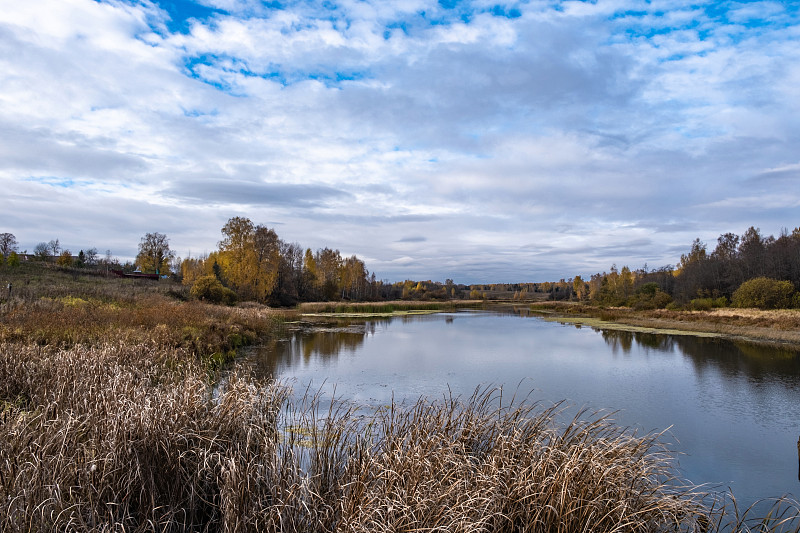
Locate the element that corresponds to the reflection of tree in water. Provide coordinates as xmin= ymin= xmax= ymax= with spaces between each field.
xmin=599 ymin=328 xmax=800 ymax=386
xmin=298 ymin=329 xmax=368 ymax=360
xmin=601 ymin=330 xmax=676 ymax=354
xmin=676 ymin=337 xmax=800 ymax=386
xmin=251 ymin=321 xmax=379 ymax=378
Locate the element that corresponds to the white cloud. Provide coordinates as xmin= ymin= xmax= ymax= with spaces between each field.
xmin=1 ymin=0 xmax=799 ymax=281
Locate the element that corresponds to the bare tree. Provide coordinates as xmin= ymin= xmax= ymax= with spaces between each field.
xmin=34 ymin=242 xmax=50 ymax=260
xmin=84 ymin=247 xmax=99 ymax=266
xmin=48 ymin=239 xmax=61 ymax=257
xmin=0 ymin=233 xmax=18 ymax=258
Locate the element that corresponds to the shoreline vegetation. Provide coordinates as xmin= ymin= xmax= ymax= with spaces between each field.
xmin=298 ymin=299 xmax=486 ymax=317
xmin=2 ymin=260 xmax=800 ymax=529
xmin=528 ymin=301 xmax=800 ymax=348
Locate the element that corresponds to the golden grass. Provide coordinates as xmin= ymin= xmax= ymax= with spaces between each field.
xmin=531 ymin=302 xmax=800 ymax=346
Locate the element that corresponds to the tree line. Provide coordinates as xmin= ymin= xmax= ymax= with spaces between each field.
xmin=175 ymin=217 xmax=378 ymax=306
xmin=4 ymin=224 xmax=799 ymax=309
xmin=568 ymin=226 xmax=800 ymax=310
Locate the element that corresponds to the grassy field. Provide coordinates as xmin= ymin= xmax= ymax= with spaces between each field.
xmin=1 ymin=263 xmax=799 ymax=531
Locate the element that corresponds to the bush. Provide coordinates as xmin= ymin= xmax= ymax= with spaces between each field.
xmin=631 ymin=285 xmax=672 ymax=310
xmin=732 ymin=277 xmax=795 ymax=309
xmin=688 ymin=298 xmax=713 ymax=311
xmin=7 ymin=252 xmax=20 ymax=267
xmin=190 ymin=275 xmax=237 ymax=305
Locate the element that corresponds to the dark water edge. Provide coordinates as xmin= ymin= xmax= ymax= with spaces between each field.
xmin=234 ymin=308 xmax=800 ymax=516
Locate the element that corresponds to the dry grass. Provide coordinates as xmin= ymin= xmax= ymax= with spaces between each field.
xmin=1 ymin=338 xmax=722 ymax=532
xmin=531 ymin=302 xmax=800 ymax=346
xmin=4 ymin=339 xmax=796 ymax=531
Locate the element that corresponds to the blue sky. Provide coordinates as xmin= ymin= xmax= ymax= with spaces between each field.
xmin=1 ymin=0 xmax=799 ymax=282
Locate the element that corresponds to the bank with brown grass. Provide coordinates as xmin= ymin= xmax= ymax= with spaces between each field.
xmin=530 ymin=301 xmax=800 ymax=347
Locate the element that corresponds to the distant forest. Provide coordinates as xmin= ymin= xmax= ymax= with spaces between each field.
xmin=3 ymin=224 xmax=799 ymax=310
xmin=552 ymin=226 xmax=800 ymax=310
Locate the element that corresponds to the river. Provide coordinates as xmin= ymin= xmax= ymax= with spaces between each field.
xmin=238 ymin=307 xmax=800 ymax=513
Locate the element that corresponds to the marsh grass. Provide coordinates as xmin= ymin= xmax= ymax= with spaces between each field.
xmin=0 ymin=341 xmax=694 ymax=532
xmin=2 ymin=339 xmax=800 ymax=531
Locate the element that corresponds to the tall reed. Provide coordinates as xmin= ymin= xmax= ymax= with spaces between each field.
xmin=1 ymin=339 xmax=754 ymax=532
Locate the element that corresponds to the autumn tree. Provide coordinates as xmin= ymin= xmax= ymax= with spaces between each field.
xmin=136 ymin=232 xmax=175 ymax=275
xmin=253 ymin=224 xmax=281 ymax=299
xmin=57 ymin=250 xmax=73 ymax=267
xmin=6 ymin=252 xmax=20 ymax=267
xmin=302 ymin=248 xmax=319 ymax=300
xmin=573 ymin=275 xmax=587 ymax=301
xmin=217 ymin=217 xmax=259 ymax=299
xmin=314 ymin=248 xmax=342 ymax=300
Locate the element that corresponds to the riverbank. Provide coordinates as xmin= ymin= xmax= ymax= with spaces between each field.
xmin=297 ymin=299 xmax=485 ymax=316
xmin=529 ymin=302 xmax=800 ymax=347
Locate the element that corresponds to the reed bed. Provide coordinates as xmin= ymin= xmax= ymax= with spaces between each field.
xmin=0 ymin=336 xmax=720 ymax=532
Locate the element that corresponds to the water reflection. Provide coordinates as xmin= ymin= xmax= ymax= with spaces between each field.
xmin=598 ymin=328 xmax=800 ymax=388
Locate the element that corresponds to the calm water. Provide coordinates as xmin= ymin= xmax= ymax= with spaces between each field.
xmin=243 ymin=308 xmax=800 ymax=509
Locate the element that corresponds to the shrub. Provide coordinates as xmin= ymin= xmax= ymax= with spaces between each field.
xmin=732 ymin=277 xmax=795 ymax=309
xmin=689 ymin=298 xmax=713 ymax=311
xmin=190 ymin=275 xmax=237 ymax=305
xmin=7 ymin=252 xmax=20 ymax=267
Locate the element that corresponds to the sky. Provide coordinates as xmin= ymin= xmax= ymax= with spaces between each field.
xmin=1 ymin=0 xmax=799 ymax=283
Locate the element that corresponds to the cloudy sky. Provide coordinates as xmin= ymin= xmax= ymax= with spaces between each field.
xmin=2 ymin=0 xmax=798 ymax=282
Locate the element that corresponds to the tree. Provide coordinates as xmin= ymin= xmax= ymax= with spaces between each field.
xmin=84 ymin=248 xmax=99 ymax=266
xmin=136 ymin=232 xmax=175 ymax=275
xmin=0 ymin=233 xmax=17 ymax=258
xmin=315 ymin=248 xmax=342 ymax=300
xmin=7 ymin=252 xmax=20 ymax=267
xmin=573 ymin=275 xmax=586 ymax=301
xmin=57 ymin=250 xmax=73 ymax=267
xmin=34 ymin=242 xmax=50 ymax=260
xmin=48 ymin=239 xmax=61 ymax=257
xmin=218 ymin=217 xmax=260 ymax=300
